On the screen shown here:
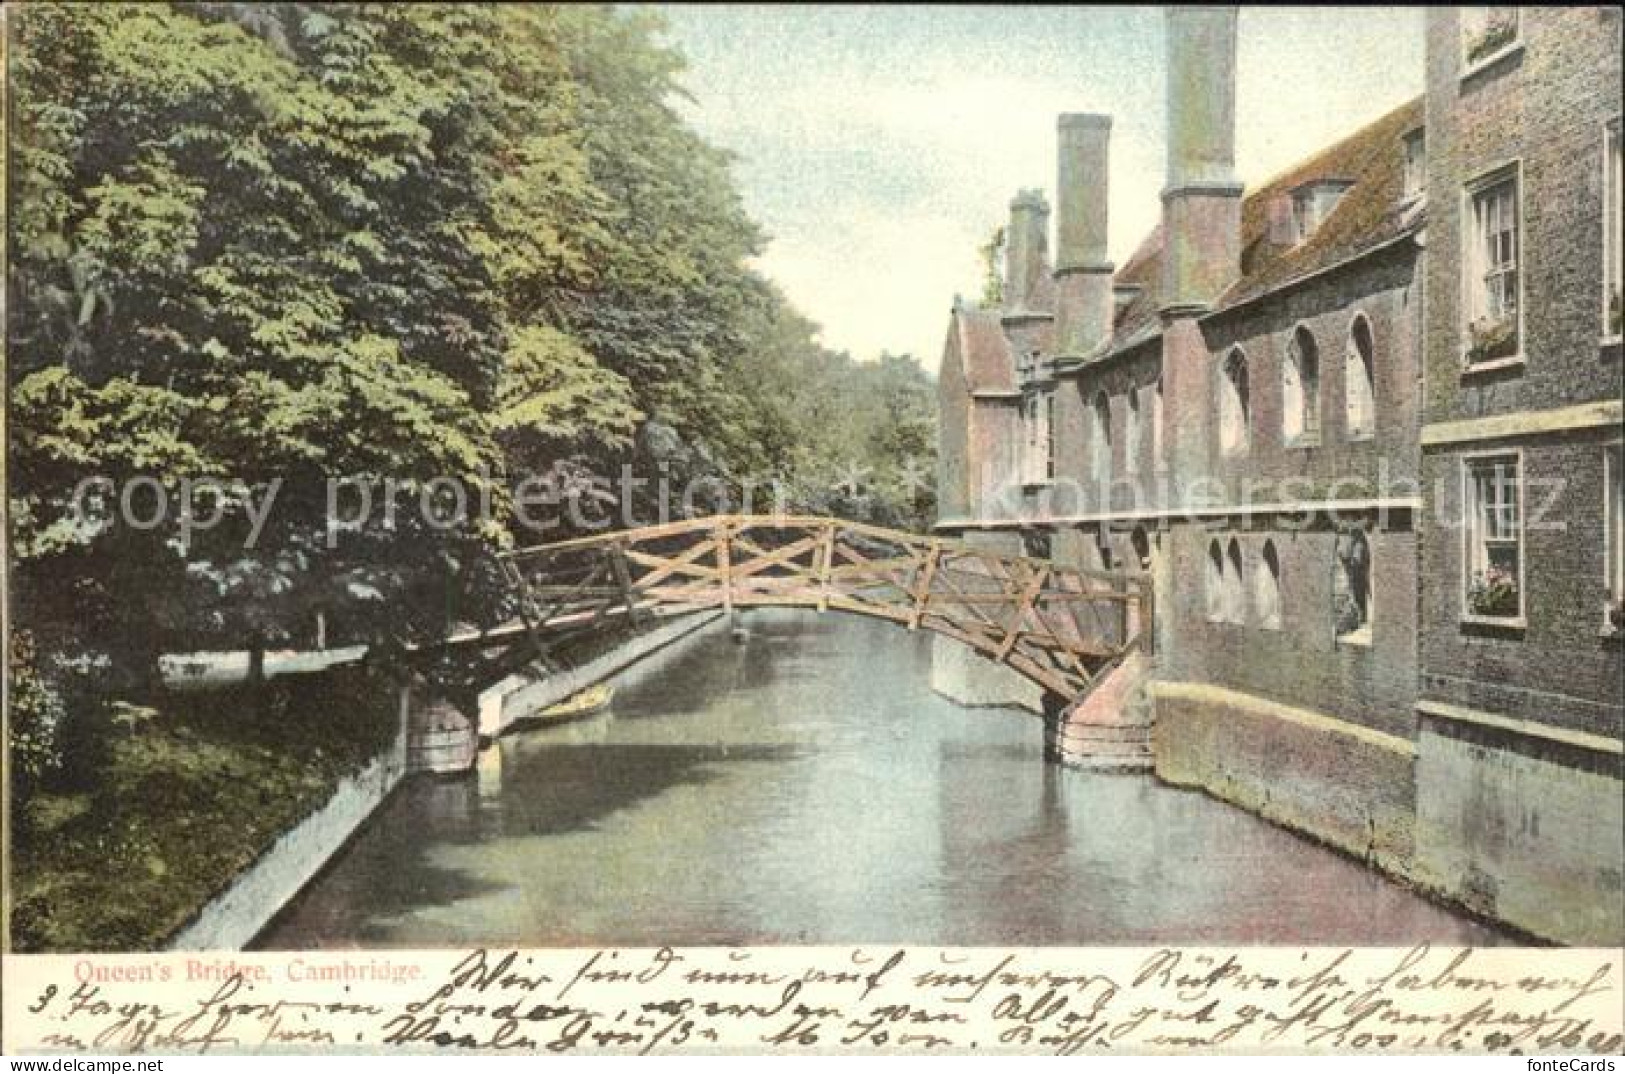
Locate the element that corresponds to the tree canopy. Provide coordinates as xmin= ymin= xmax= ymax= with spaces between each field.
xmin=7 ymin=3 xmax=937 ymax=791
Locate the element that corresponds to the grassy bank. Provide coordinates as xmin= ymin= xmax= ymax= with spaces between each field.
xmin=10 ymin=665 xmax=399 ymax=952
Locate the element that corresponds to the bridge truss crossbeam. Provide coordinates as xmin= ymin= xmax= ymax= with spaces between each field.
xmin=480 ymin=515 xmax=1153 ymax=702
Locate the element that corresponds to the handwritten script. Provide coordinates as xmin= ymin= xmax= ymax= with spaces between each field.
xmin=5 ymin=945 xmax=1621 ymax=1055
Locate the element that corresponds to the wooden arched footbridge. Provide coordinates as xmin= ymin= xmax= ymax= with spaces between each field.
xmin=438 ymin=515 xmax=1152 ymax=703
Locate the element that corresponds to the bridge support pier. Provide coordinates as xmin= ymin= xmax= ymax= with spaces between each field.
xmin=403 ymin=678 xmax=478 ymax=775
xmin=1041 ymin=651 xmax=1153 ymax=772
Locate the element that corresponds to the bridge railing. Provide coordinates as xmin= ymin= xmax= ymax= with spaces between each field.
xmin=497 ymin=515 xmax=1152 ymax=700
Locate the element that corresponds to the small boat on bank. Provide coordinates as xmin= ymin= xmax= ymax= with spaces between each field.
xmin=531 ymin=683 xmax=615 ymax=724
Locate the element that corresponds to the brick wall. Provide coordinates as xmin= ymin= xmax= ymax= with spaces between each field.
xmin=1423 ymin=7 xmax=1623 ymax=422
xmin=1420 ymin=432 xmax=1624 ymax=735
xmin=1049 ymin=343 xmax=1164 ymax=516
xmin=1198 ymin=247 xmax=1422 ymax=502
xmin=1412 ymin=6 xmax=1624 ymax=943
xmin=1419 ymin=6 xmax=1624 ymax=736
xmin=1161 ymin=518 xmax=1419 ymax=740
xmin=1152 ymin=682 xmax=1417 ymax=875
xmin=928 ymin=5 xmax=1623 ymax=944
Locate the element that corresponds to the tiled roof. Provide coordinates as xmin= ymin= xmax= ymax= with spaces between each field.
xmin=1220 ymin=96 xmax=1423 ymax=309
xmin=1110 ymin=224 xmax=1166 ymax=344
xmin=953 ymin=307 xmax=1017 ymax=393
xmin=946 ymin=97 xmax=1424 ymax=378
xmin=1105 ymin=96 xmax=1423 ymax=345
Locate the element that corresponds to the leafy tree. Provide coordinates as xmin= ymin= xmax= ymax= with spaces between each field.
xmin=6 ymin=2 xmax=939 ymax=798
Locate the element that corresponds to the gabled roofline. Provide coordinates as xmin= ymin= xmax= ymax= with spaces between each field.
xmin=1200 ymin=227 xmax=1420 ymax=323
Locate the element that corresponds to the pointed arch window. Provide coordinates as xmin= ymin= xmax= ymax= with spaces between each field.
xmin=1219 ymin=349 xmax=1250 ymax=458
xmin=1131 ymin=526 xmax=1152 ymax=570
xmin=1044 ymin=393 xmax=1057 ymax=480
xmin=1125 ymin=386 xmax=1142 ymax=476
xmin=1283 ymin=326 xmax=1320 ymax=445
xmin=1254 ymin=540 xmax=1282 ymax=630
xmin=1091 ymin=391 xmax=1112 ymax=488
xmin=1345 ymin=315 xmax=1376 ymax=440
xmin=1206 ymin=539 xmax=1226 ymax=623
xmin=1153 ymin=377 xmax=1167 ymax=471
xmin=1224 ymin=539 xmax=1245 ymax=624
xmin=1334 ymin=529 xmax=1373 ymax=644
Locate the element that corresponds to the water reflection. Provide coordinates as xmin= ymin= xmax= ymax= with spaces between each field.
xmin=259 ymin=609 xmax=1508 ymax=948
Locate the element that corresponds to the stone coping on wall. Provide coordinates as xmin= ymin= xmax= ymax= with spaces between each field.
xmin=1150 ymin=680 xmax=1417 ymax=758
xmin=166 ymin=732 xmax=409 ymax=951
xmin=1420 ymin=399 xmax=1624 ymax=448
xmin=1416 ymin=699 xmax=1624 ymax=758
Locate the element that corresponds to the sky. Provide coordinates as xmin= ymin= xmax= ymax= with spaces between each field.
xmin=648 ymin=6 xmax=1426 ymax=373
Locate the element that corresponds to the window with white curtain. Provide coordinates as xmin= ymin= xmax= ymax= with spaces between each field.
xmin=1464 ymin=454 xmax=1523 ymax=619
xmin=1464 ymin=168 xmax=1520 ymax=365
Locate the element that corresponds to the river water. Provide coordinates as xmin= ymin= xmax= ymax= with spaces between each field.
xmin=259 ymin=609 xmax=1508 ymax=948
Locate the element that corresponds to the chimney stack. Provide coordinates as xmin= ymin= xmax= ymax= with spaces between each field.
xmin=1004 ymin=189 xmax=1050 ymax=314
xmin=1160 ymin=6 xmax=1244 ymax=313
xmin=1053 ymin=113 xmax=1114 ymax=359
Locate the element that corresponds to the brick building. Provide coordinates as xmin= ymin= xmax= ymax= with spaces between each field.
xmin=933 ymin=6 xmax=1622 ymax=943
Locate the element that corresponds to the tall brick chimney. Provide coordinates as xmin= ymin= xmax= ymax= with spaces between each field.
xmin=1053 ymin=114 xmax=1114 ymax=359
xmin=1004 ymin=189 xmax=1050 ymax=314
xmin=1160 ymin=6 xmax=1244 ymax=312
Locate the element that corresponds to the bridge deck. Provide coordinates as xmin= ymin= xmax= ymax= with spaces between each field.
xmin=472 ymin=515 xmax=1152 ymax=702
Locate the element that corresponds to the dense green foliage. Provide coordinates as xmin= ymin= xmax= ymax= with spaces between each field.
xmin=7 ymin=5 xmax=935 ymax=832
xmin=11 ymin=665 xmax=401 ymax=952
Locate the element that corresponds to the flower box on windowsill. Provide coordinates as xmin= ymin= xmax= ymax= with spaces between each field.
xmin=1465 ymin=317 xmax=1519 ymax=367
xmin=1466 ymin=570 xmax=1521 ymax=619
xmin=1604 ymin=600 xmax=1625 ymax=639
xmin=1463 ymin=19 xmax=1520 ymax=75
xmin=1461 ymin=613 xmax=1527 ymax=633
